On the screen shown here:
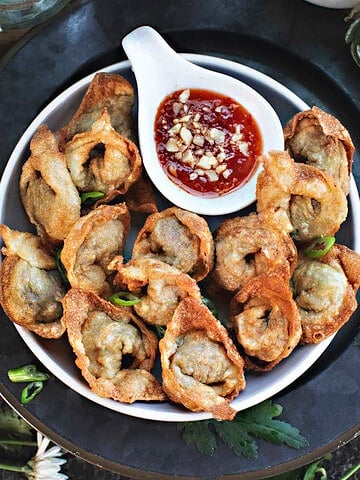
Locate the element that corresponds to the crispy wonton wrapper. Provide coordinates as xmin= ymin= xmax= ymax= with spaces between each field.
xmin=62 ymin=289 xmax=165 ymax=403
xmin=91 ymin=173 xmax=158 ymax=214
xmin=284 ymin=106 xmax=354 ymax=195
xmin=213 ymin=209 xmax=297 ymax=292
xmin=293 ymin=244 xmax=360 ymax=344
xmin=57 ymin=72 xmax=135 ymax=147
xmin=65 ymin=108 xmax=142 ymax=196
xmin=160 ymin=297 xmax=245 ymax=420
xmin=230 ymin=266 xmax=302 ymax=372
xmin=20 ymin=125 xmax=81 ymax=246
xmin=0 ymin=225 xmax=66 ymax=338
xmin=61 ymin=204 xmax=130 ymax=297
xmin=132 ymin=207 xmax=214 ymax=281
xmin=256 ymin=151 xmax=348 ymax=242
xmin=108 ymin=256 xmax=202 ymax=326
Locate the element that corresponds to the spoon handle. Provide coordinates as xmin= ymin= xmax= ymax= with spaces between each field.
xmin=122 ymin=25 xmax=194 ymax=94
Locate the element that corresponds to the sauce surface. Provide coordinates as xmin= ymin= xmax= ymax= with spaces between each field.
xmin=155 ymin=88 xmax=263 ymax=197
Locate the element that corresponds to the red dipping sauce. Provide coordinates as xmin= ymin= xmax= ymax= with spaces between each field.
xmin=154 ymin=88 xmax=263 ymax=197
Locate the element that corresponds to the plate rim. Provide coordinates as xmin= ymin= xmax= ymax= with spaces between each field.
xmin=1 ymin=53 xmax=356 ymax=422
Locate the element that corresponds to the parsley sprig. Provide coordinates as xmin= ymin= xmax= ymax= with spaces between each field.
xmin=178 ymin=400 xmax=309 ymax=458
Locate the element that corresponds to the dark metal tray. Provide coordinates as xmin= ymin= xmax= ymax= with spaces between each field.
xmin=0 ymin=1 xmax=359 ymax=478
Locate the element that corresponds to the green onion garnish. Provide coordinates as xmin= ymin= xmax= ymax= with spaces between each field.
xmin=305 ymin=236 xmax=335 ymax=259
xmin=54 ymin=247 xmax=69 ymax=286
xmin=7 ymin=365 xmax=50 ymax=383
xmin=80 ymin=191 xmax=105 ymax=206
xmin=109 ymin=292 xmax=141 ymax=307
xmin=21 ymin=382 xmax=44 ymax=404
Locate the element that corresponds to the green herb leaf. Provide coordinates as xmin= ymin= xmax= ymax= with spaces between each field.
xmin=238 ymin=401 xmax=309 ymax=449
xmin=213 ymin=419 xmax=258 ymax=458
xmin=178 ymin=400 xmax=308 ymax=457
xmin=80 ymin=191 xmax=105 ymax=206
xmin=177 ymin=421 xmax=217 ymax=456
xmin=354 ymin=332 xmax=360 ymax=346
xmin=0 ymin=408 xmax=34 ymax=452
xmin=8 ymin=365 xmax=50 ymax=383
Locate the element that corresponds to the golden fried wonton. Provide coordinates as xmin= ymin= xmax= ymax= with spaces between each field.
xmin=62 ymin=288 xmax=165 ymax=403
xmin=160 ymin=297 xmax=245 ymax=420
xmin=284 ymin=106 xmax=354 ymax=195
xmin=213 ymin=209 xmax=297 ymax=292
xmin=132 ymin=207 xmax=214 ymax=281
xmin=0 ymin=225 xmax=66 ymax=338
xmin=292 ymin=244 xmax=360 ymax=344
xmin=230 ymin=266 xmax=302 ymax=371
xmin=57 ymin=72 xmax=135 ymax=147
xmin=61 ymin=204 xmax=130 ymax=297
xmin=64 ymin=109 xmax=142 ymax=196
xmin=256 ymin=151 xmax=348 ymax=242
xmin=20 ymin=125 xmax=81 ymax=246
xmin=108 ymin=256 xmax=202 ymax=326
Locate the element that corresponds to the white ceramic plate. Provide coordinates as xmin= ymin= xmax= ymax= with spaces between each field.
xmin=0 ymin=54 xmax=358 ymax=422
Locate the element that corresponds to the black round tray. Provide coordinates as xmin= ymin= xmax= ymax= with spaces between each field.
xmin=0 ymin=1 xmax=359 ymax=479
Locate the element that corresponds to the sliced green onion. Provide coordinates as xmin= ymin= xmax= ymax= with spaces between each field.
xmin=305 ymin=236 xmax=335 ymax=259
xmin=54 ymin=247 xmax=69 ymax=286
xmin=8 ymin=365 xmax=50 ymax=383
xmin=109 ymin=292 xmax=141 ymax=306
xmin=201 ymin=296 xmax=219 ymax=318
xmin=21 ymin=382 xmax=44 ymax=404
xmin=80 ymin=191 xmax=105 ymax=205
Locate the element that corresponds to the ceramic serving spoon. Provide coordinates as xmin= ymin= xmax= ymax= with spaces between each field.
xmin=122 ymin=26 xmax=284 ymax=215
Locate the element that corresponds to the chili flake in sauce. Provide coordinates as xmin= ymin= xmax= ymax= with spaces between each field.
xmin=155 ymin=88 xmax=263 ymax=197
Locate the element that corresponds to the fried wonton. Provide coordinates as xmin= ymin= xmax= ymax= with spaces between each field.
xmin=0 ymin=225 xmax=66 ymax=338
xmin=292 ymin=244 xmax=360 ymax=344
xmin=160 ymin=297 xmax=245 ymax=420
xmin=256 ymin=151 xmax=348 ymax=242
xmin=64 ymin=108 xmax=142 ymax=197
xmin=62 ymin=289 xmax=165 ymax=403
xmin=230 ymin=266 xmax=302 ymax=371
xmin=19 ymin=125 xmax=81 ymax=246
xmin=123 ymin=174 xmax=158 ymax=213
xmin=108 ymin=256 xmax=202 ymax=326
xmin=284 ymin=106 xmax=354 ymax=195
xmin=61 ymin=204 xmax=130 ymax=297
xmin=213 ymin=209 xmax=297 ymax=292
xmin=132 ymin=207 xmax=214 ymax=281
xmin=57 ymin=72 xmax=135 ymax=147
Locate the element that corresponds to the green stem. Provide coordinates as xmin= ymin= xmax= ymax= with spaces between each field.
xmin=0 ymin=439 xmax=37 ymax=447
xmin=339 ymin=462 xmax=360 ymax=480
xmin=0 ymin=462 xmax=27 ymax=473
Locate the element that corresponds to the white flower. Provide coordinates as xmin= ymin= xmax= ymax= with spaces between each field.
xmin=24 ymin=432 xmax=68 ymax=480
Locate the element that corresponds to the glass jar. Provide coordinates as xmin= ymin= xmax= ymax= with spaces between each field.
xmin=0 ymin=0 xmax=71 ymax=31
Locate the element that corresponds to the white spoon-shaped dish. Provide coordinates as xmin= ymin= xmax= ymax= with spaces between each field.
xmin=122 ymin=26 xmax=284 ymax=215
